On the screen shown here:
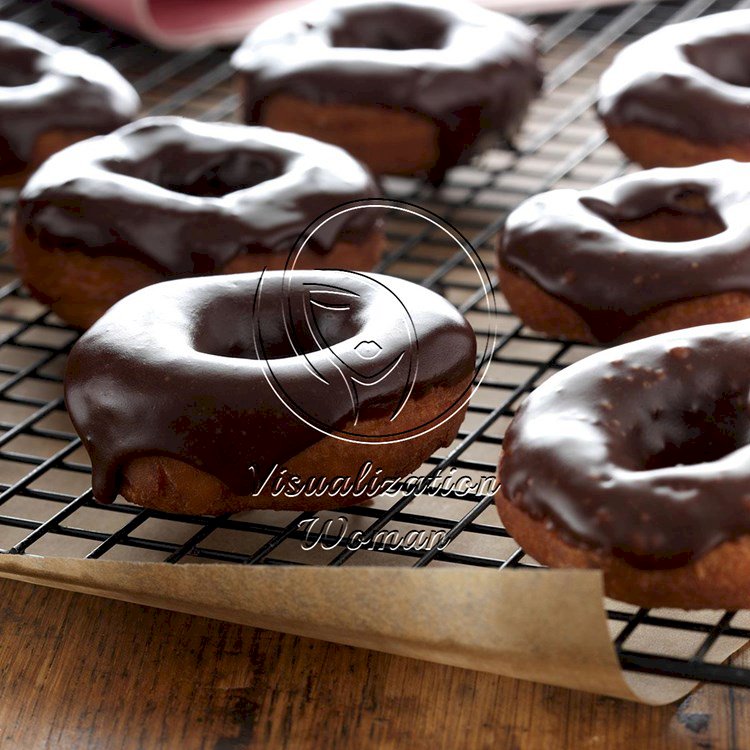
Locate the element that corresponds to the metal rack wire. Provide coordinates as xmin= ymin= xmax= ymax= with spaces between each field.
xmin=1 ymin=0 xmax=750 ymax=690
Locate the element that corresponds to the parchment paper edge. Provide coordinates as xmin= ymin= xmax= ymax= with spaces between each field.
xmin=0 ymin=555 xmax=701 ymax=704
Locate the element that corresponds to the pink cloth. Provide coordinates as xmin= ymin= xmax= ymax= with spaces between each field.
xmin=69 ymin=0 xmax=307 ymax=48
xmin=67 ymin=0 xmax=633 ymax=48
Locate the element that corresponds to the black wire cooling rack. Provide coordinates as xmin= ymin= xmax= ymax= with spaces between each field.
xmin=2 ymin=0 xmax=750 ymax=691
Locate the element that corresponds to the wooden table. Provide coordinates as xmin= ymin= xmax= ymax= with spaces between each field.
xmin=0 ymin=578 xmax=747 ymax=749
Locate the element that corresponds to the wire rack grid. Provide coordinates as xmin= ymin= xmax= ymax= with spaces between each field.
xmin=1 ymin=0 xmax=750 ymax=691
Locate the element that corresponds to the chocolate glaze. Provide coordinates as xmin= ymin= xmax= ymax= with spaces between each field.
xmin=17 ymin=117 xmax=381 ymax=275
xmin=498 ymin=160 xmax=750 ymax=342
xmin=0 ymin=21 xmax=139 ymax=175
xmin=598 ymin=10 xmax=750 ymax=143
xmin=64 ymin=270 xmax=477 ymax=504
xmin=500 ymin=320 xmax=750 ymax=569
xmin=231 ymin=0 xmax=542 ymax=183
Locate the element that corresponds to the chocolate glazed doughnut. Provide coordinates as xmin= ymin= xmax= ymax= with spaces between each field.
xmin=231 ymin=0 xmax=542 ymax=184
xmin=0 ymin=21 xmax=139 ymax=188
xmin=497 ymin=160 xmax=750 ymax=344
xmin=13 ymin=116 xmax=384 ymax=329
xmin=598 ymin=10 xmax=750 ymax=167
xmin=64 ymin=271 xmax=477 ymax=516
xmin=497 ymin=320 xmax=750 ymax=609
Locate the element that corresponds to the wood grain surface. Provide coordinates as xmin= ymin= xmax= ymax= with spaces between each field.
xmin=0 ymin=577 xmax=746 ymax=749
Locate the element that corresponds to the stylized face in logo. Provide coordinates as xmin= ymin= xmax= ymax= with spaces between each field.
xmin=252 ymin=270 xmax=419 ymax=441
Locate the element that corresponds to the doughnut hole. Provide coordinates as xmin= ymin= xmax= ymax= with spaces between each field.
xmin=105 ymin=148 xmax=285 ymax=198
xmin=0 ymin=49 xmax=40 ymax=86
xmin=639 ymin=400 xmax=750 ymax=470
xmin=583 ymin=190 xmax=726 ymax=242
xmin=683 ymin=35 xmax=750 ymax=87
xmin=191 ymin=287 xmax=363 ymax=361
xmin=327 ymin=6 xmax=449 ymax=50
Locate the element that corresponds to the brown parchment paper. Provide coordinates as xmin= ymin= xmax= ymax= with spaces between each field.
xmin=0 ymin=554 xmax=729 ymax=705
